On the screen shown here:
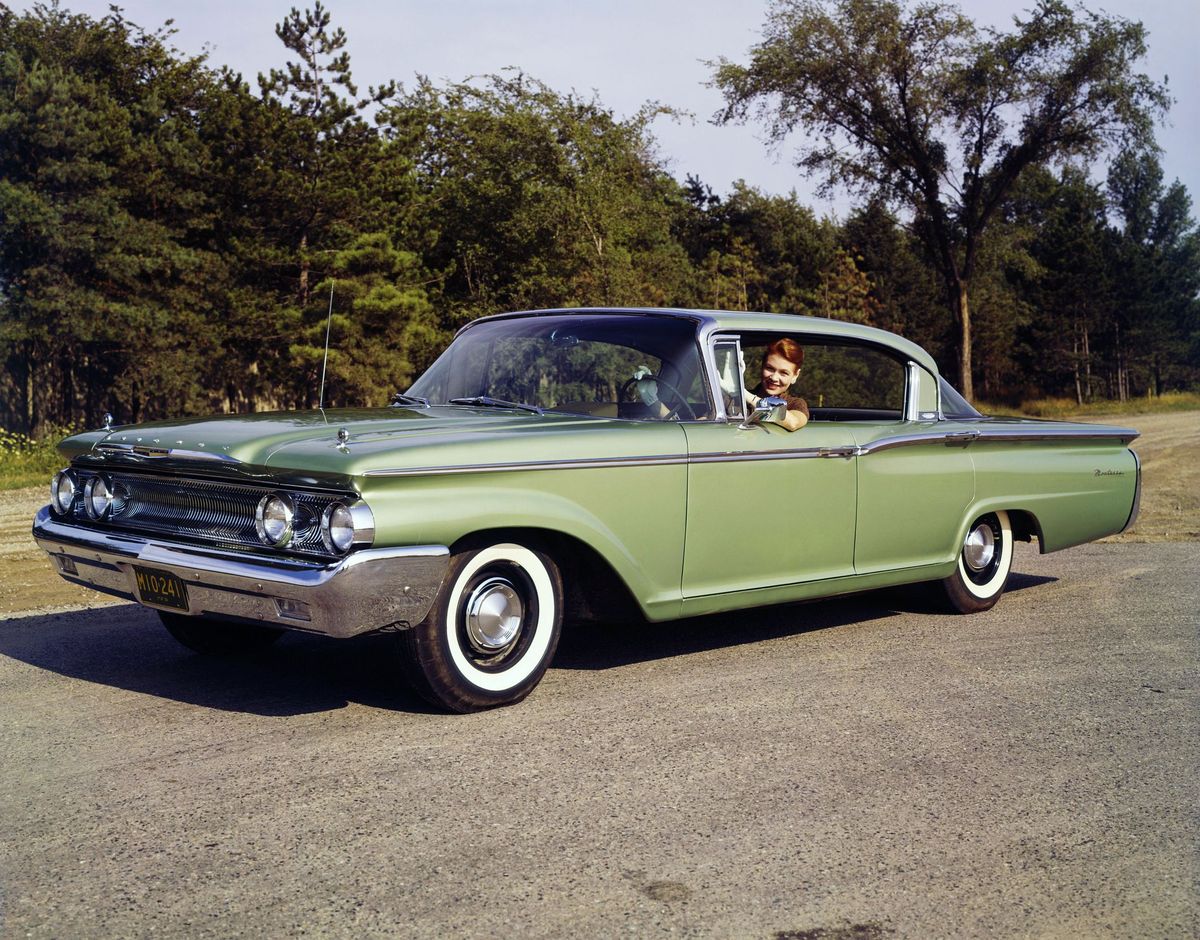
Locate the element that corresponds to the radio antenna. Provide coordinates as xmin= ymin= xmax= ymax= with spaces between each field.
xmin=318 ymin=280 xmax=335 ymax=410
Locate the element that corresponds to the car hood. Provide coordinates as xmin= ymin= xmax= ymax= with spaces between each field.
xmin=64 ymin=406 xmax=686 ymax=487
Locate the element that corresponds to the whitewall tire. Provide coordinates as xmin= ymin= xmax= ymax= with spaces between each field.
xmin=400 ymin=541 xmax=563 ymax=712
xmin=940 ymin=510 xmax=1013 ymax=613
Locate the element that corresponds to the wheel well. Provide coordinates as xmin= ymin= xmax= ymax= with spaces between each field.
xmin=448 ymin=528 xmax=645 ymax=625
xmin=1006 ymin=509 xmax=1043 ymax=549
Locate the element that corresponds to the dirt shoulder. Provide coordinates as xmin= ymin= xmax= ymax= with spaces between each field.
xmin=2 ymin=410 xmax=1195 ymax=617
xmin=1081 ymin=410 xmax=1200 ymax=542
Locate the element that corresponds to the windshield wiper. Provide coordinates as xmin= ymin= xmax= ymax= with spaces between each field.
xmin=390 ymin=392 xmax=430 ymax=408
xmin=448 ymin=396 xmax=544 ymax=415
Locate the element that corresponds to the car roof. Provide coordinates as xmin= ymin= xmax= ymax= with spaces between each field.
xmin=478 ymin=307 xmax=941 ymax=375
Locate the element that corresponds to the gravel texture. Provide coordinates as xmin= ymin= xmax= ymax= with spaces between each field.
xmin=1 ymin=542 xmax=1196 ymax=938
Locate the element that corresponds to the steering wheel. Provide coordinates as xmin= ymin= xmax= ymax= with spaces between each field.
xmin=618 ymin=373 xmax=697 ymax=421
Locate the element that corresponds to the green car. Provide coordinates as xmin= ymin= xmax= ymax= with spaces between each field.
xmin=33 ymin=309 xmax=1141 ymax=712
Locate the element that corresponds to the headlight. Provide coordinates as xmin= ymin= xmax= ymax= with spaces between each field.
xmin=255 ymin=493 xmax=295 ymax=547
xmin=84 ymin=475 xmax=114 ymax=520
xmin=51 ymin=469 xmax=77 ymax=515
xmin=320 ymin=501 xmax=374 ymax=554
xmin=321 ymin=503 xmax=355 ymax=553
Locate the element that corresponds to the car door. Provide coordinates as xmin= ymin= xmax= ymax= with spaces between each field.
xmin=680 ymin=337 xmax=857 ymax=600
xmin=847 ymin=362 xmax=974 ymax=573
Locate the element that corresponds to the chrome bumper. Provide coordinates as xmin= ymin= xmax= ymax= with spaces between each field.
xmin=32 ymin=506 xmax=449 ymax=638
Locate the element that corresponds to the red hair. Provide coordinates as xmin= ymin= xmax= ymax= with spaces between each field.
xmin=764 ymin=337 xmax=804 ymax=370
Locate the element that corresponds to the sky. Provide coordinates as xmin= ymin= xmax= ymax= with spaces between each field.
xmin=30 ymin=0 xmax=1200 ymax=218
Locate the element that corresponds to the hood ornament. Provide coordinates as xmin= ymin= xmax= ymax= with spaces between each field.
xmin=102 ymin=413 xmax=114 ymax=431
xmin=337 ymin=428 xmax=351 ymax=447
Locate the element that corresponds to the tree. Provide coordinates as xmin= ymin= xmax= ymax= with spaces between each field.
xmin=713 ymin=0 xmax=1170 ymax=399
xmin=287 ymin=233 xmax=441 ymax=407
xmin=257 ymin=3 xmax=396 ymax=306
xmin=382 ymin=73 xmax=694 ymax=320
xmin=0 ymin=3 xmax=225 ymax=430
xmin=1105 ymin=151 xmax=1200 ymax=397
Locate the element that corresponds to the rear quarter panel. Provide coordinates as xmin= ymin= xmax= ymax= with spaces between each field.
xmin=968 ymin=425 xmax=1138 ymax=552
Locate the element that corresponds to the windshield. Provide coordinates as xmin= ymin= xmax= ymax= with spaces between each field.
xmin=407 ymin=314 xmax=710 ymax=420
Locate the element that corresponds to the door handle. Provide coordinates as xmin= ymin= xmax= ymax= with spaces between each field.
xmin=818 ymin=446 xmax=858 ymax=458
xmin=944 ymin=430 xmax=980 ymax=445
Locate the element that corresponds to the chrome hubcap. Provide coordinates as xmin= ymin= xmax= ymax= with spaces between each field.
xmin=963 ymin=523 xmax=996 ymax=571
xmin=465 ymin=577 xmax=524 ymax=651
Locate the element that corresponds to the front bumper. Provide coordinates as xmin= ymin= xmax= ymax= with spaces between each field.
xmin=33 ymin=506 xmax=449 ymax=638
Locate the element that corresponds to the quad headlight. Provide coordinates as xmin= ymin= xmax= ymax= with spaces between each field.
xmin=50 ymin=469 xmax=78 ymax=515
xmin=320 ymin=501 xmax=374 ymax=555
xmin=255 ymin=493 xmax=295 ymax=547
xmin=84 ymin=475 xmax=115 ymax=520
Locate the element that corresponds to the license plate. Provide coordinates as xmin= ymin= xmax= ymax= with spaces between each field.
xmin=133 ymin=566 xmax=189 ymax=611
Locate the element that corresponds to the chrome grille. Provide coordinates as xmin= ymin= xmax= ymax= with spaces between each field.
xmin=64 ymin=471 xmax=347 ymax=558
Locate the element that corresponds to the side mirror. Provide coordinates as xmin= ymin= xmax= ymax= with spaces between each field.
xmin=738 ymin=395 xmax=787 ymax=430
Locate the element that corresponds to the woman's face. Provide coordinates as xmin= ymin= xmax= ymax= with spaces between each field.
xmin=761 ymin=352 xmax=800 ymax=397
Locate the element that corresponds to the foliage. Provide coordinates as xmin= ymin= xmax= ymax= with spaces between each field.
xmin=712 ymin=0 xmax=1171 ymax=399
xmin=0 ymin=424 xmax=76 ymax=489
xmin=982 ymin=391 xmax=1200 ymax=418
xmin=0 ymin=2 xmax=1195 ymax=433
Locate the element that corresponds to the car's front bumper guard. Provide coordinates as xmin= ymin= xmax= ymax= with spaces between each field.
xmin=32 ymin=506 xmax=449 ymax=638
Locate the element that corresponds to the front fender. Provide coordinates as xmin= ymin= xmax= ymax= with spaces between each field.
xmin=359 ymin=464 xmax=688 ymax=620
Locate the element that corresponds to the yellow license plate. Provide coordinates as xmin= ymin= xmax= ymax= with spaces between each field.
xmin=133 ymin=566 xmax=189 ymax=611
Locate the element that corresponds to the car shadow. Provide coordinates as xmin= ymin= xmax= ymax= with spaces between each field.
xmin=0 ymin=572 xmax=1056 ymax=716
xmin=553 ymin=571 xmax=1057 ymax=670
xmin=0 ymin=604 xmax=439 ymax=717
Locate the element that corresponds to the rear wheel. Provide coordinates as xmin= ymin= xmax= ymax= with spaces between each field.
xmin=158 ymin=611 xmax=284 ymax=656
xmin=939 ymin=510 xmax=1013 ymax=613
xmin=400 ymin=541 xmax=563 ymax=712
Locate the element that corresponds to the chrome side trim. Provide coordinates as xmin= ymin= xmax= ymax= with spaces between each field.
xmin=95 ymin=442 xmax=240 ymax=464
xmin=691 ymin=447 xmax=829 ymax=464
xmin=365 ymin=454 xmax=690 ymax=477
xmin=1120 ymin=450 xmax=1142 ymax=534
xmin=365 ymin=447 xmax=838 ymax=477
xmin=363 ymin=426 xmax=1140 ymax=477
xmin=856 ymin=426 xmax=1140 ymax=456
xmin=33 ymin=506 xmax=449 ymax=638
xmin=970 ymin=427 xmax=1139 ymax=444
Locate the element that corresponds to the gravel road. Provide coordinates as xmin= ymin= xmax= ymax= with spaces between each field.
xmin=1 ymin=541 xmax=1196 ymax=938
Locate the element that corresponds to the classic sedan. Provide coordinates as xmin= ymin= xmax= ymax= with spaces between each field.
xmin=33 ymin=309 xmax=1141 ymax=711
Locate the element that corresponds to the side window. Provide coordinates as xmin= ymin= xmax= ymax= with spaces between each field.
xmin=738 ymin=335 xmax=906 ymax=419
xmin=802 ymin=345 xmax=905 ymax=414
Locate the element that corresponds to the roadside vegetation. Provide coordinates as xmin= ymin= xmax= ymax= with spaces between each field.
xmin=981 ymin=391 xmax=1200 ymax=419
xmin=0 ymin=1 xmax=1195 ymax=435
xmin=0 ymin=427 xmax=72 ymax=491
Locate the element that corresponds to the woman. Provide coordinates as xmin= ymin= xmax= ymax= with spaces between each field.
xmin=747 ymin=337 xmax=809 ymax=431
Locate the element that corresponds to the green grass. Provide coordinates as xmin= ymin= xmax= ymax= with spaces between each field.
xmin=0 ymin=427 xmax=72 ymax=491
xmin=977 ymin=390 xmax=1200 ymax=419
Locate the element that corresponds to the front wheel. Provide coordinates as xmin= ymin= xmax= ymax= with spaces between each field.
xmin=159 ymin=611 xmax=284 ymax=656
xmin=939 ymin=510 xmax=1013 ymax=613
xmin=399 ymin=542 xmax=563 ymax=712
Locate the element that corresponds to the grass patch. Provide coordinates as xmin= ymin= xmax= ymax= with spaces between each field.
xmin=0 ymin=427 xmax=72 ymax=491
xmin=977 ymin=390 xmax=1200 ymax=419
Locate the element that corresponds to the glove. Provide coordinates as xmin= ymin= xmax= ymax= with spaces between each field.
xmin=633 ymin=366 xmax=659 ymax=406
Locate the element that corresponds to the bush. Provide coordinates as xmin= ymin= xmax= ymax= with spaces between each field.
xmin=0 ymin=426 xmax=74 ymax=490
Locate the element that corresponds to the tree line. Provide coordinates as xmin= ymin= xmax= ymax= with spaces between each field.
xmin=0 ymin=0 xmax=1196 ymax=435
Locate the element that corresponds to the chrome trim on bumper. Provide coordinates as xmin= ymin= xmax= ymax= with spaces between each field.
xmin=1120 ymin=450 xmax=1142 ymax=534
xmin=33 ymin=506 xmax=448 ymax=638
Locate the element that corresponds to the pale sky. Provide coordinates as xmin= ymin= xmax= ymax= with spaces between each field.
xmin=27 ymin=0 xmax=1200 ymax=218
